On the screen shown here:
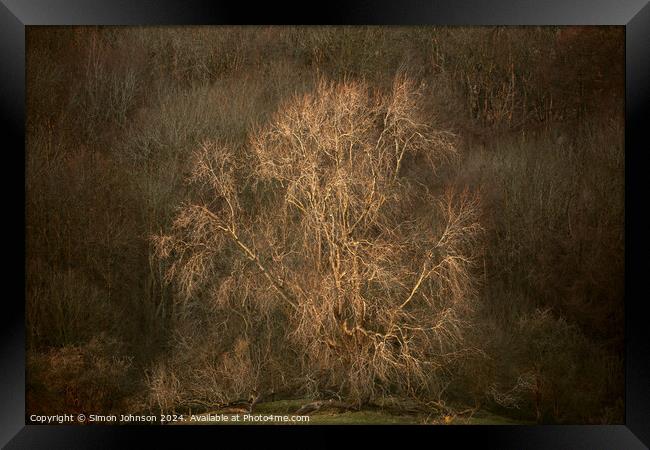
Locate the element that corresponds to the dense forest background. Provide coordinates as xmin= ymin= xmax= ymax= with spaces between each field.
xmin=26 ymin=26 xmax=624 ymax=424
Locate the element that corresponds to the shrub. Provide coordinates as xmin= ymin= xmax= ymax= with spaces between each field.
xmin=486 ymin=309 xmax=622 ymax=423
xmin=27 ymin=335 xmax=135 ymax=415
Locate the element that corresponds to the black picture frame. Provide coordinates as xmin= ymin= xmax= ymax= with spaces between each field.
xmin=3 ymin=1 xmax=648 ymax=448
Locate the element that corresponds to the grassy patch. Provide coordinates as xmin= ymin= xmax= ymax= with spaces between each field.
xmin=182 ymin=399 xmax=529 ymax=425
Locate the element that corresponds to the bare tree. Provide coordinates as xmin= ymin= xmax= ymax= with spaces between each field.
xmin=154 ymin=75 xmax=483 ymax=404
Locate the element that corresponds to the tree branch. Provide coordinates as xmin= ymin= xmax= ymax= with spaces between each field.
xmin=196 ymin=205 xmax=299 ymax=311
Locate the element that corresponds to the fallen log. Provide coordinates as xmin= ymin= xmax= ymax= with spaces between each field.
xmin=296 ymin=399 xmax=358 ymax=415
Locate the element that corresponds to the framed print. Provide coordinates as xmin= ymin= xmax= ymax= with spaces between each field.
xmin=2 ymin=0 xmax=648 ymax=448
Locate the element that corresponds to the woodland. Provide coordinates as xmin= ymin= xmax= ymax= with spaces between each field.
xmin=26 ymin=26 xmax=624 ymax=424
